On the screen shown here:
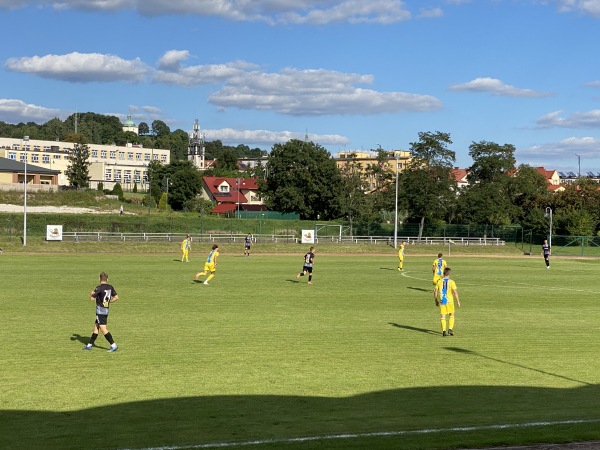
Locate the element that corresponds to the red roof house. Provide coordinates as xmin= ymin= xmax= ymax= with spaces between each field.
xmin=202 ymin=176 xmax=265 ymax=215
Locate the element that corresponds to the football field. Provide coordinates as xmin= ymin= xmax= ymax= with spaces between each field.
xmin=2 ymin=251 xmax=600 ymax=449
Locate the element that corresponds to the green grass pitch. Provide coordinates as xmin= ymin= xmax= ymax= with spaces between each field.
xmin=1 ymin=250 xmax=600 ymax=449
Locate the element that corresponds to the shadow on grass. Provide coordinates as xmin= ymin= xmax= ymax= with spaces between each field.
xmin=70 ymin=334 xmax=109 ymax=350
xmin=388 ymin=322 xmax=439 ymax=335
xmin=406 ymin=286 xmax=430 ymax=292
xmin=2 ymin=384 xmax=600 ymax=450
xmin=445 ymin=346 xmax=592 ymax=386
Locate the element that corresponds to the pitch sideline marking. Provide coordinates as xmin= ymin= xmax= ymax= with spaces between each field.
xmin=121 ymin=418 xmax=600 ymax=450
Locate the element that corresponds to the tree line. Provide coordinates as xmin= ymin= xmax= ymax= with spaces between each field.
xmin=3 ymin=115 xmax=599 ymax=236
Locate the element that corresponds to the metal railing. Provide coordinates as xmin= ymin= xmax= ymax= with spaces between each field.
xmin=59 ymin=232 xmax=297 ymax=243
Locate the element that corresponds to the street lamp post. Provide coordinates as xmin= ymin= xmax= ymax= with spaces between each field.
xmin=23 ymin=136 xmax=29 ymax=246
xmin=545 ymin=207 xmax=553 ymax=248
xmin=393 ymin=151 xmax=400 ymax=249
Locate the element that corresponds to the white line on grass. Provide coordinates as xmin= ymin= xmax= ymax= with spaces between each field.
xmin=122 ymin=418 xmax=600 ymax=450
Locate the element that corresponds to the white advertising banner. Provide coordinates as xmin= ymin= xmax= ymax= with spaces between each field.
xmin=46 ymin=225 xmax=63 ymax=241
xmin=301 ymin=229 xmax=315 ymax=244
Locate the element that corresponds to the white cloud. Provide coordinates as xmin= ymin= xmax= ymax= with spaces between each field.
xmin=204 ymin=127 xmax=350 ymax=146
xmin=449 ymin=77 xmax=553 ymax=97
xmin=418 ymin=7 xmax=443 ymax=18
xmin=551 ymin=0 xmax=600 ymax=17
xmin=0 ymin=98 xmax=65 ymax=123
xmin=152 ymin=54 xmax=259 ymax=86
xmin=209 ymin=67 xmax=442 ymax=115
xmin=536 ymin=110 xmax=600 ymax=128
xmin=0 ymin=0 xmax=412 ymax=24
xmin=4 ymin=52 xmax=148 ymax=82
xmin=519 ymin=136 xmax=600 ymax=166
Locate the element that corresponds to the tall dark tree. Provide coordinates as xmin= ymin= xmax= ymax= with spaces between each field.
xmin=65 ymin=134 xmax=91 ymax=189
xmin=138 ymin=122 xmax=150 ymax=136
xmin=340 ymin=152 xmax=372 ymax=236
xmin=261 ymin=139 xmax=344 ymax=220
xmin=458 ymin=141 xmax=517 ymax=225
xmin=400 ymin=131 xmax=456 ymax=238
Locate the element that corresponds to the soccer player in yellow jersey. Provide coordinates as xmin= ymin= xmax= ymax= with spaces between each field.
xmin=195 ymin=244 xmax=219 ymax=285
xmin=434 ymin=267 xmax=461 ymax=337
xmin=432 ymin=253 xmax=447 ymax=286
xmin=397 ymin=241 xmax=406 ymax=271
xmin=181 ymin=235 xmax=191 ymax=262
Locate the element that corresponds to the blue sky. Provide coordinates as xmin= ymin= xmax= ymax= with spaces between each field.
xmin=2 ymin=0 xmax=600 ymax=174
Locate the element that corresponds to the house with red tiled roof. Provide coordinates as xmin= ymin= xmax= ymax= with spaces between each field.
xmin=451 ymin=167 xmax=469 ymax=189
xmin=202 ymin=176 xmax=266 ymax=215
xmin=533 ymin=167 xmax=564 ymax=192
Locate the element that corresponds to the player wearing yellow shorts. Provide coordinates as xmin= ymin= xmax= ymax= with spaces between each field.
xmin=397 ymin=241 xmax=406 ymax=271
xmin=433 ymin=267 xmax=461 ymax=336
xmin=181 ymin=235 xmax=191 ymax=262
xmin=195 ymin=244 xmax=219 ymax=285
xmin=431 ymin=253 xmax=447 ymax=285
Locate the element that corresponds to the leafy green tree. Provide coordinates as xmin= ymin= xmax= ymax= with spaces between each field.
xmin=367 ymin=149 xmax=395 ymax=213
xmin=168 ymin=165 xmax=203 ymax=211
xmin=261 ymin=139 xmax=344 ymax=220
xmin=217 ymin=148 xmax=239 ymax=171
xmin=151 ymin=120 xmax=170 ymax=138
xmin=158 ymin=192 xmax=168 ymax=210
xmin=339 ymin=152 xmax=373 ymax=236
xmin=111 ymin=182 xmax=124 ymax=201
xmin=457 ymin=141 xmax=518 ymax=225
xmin=138 ymin=122 xmax=150 ymax=136
xmin=507 ymin=165 xmax=550 ymax=232
xmin=65 ymin=134 xmax=92 ymax=189
xmin=169 ymin=129 xmax=190 ymax=161
xmin=399 ymin=131 xmax=456 ymax=238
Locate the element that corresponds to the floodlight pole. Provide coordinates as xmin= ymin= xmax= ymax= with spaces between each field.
xmin=393 ymin=151 xmax=399 ymax=249
xmin=545 ymin=207 xmax=553 ymax=248
xmin=23 ymin=136 xmax=29 ymax=246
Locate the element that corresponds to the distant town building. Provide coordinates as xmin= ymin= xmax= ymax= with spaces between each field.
xmin=0 ymin=136 xmax=170 ymax=190
xmin=121 ymin=115 xmax=139 ymax=135
xmin=335 ymin=150 xmax=411 ymax=192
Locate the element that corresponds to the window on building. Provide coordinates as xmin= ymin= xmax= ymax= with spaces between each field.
xmin=32 ymin=154 xmax=39 ymax=163
xmin=127 ymin=152 xmax=133 ymax=160
xmin=136 ymin=153 xmax=142 ymax=161
xmin=42 ymin=155 xmax=50 ymax=164
xmin=53 ymin=154 xmax=61 ymax=159
xmin=153 ymin=154 xmax=158 ymax=160
xmin=134 ymin=170 xmax=141 ymax=182
xmin=143 ymin=172 xmax=148 ymax=183
xmin=119 ymin=152 xmax=125 ymax=160
xmin=20 ymin=153 xmax=27 ymax=162
xmin=8 ymin=152 xmax=16 ymax=160
xmin=124 ymin=170 xmax=131 ymax=183
xmin=144 ymin=153 xmax=150 ymax=161
xmin=219 ymin=185 xmax=229 ymax=192
xmin=110 ymin=151 xmax=116 ymax=159
xmin=34 ymin=145 xmax=40 ymax=151
xmin=92 ymin=150 xmax=98 ymax=158
xmin=161 ymin=154 xmax=167 ymax=162
xmin=43 ymin=146 xmax=50 ymax=151
xmin=114 ymin=170 xmax=122 ymax=181
xmin=105 ymin=169 xmax=112 ymax=181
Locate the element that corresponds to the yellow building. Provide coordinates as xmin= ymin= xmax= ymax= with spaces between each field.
xmin=0 ymin=137 xmax=170 ymax=190
xmin=336 ymin=150 xmax=411 ymax=192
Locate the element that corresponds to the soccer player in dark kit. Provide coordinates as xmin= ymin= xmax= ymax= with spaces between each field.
xmin=83 ymin=272 xmax=119 ymax=352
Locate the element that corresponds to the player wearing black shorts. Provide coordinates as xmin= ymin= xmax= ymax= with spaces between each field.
xmin=244 ymin=234 xmax=253 ymax=257
xmin=541 ymin=239 xmax=551 ymax=269
xmin=83 ymin=272 xmax=119 ymax=352
xmin=296 ymin=246 xmax=315 ymax=285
